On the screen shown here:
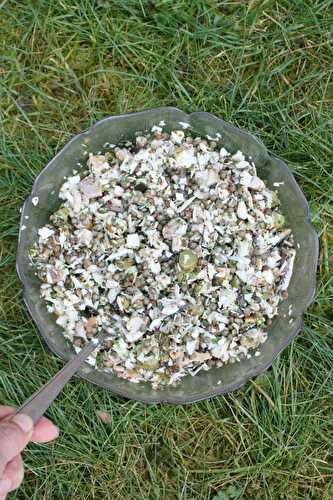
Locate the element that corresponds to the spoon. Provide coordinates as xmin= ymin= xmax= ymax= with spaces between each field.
xmin=15 ymin=331 xmax=108 ymax=424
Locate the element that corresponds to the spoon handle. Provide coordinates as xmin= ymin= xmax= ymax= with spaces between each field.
xmin=15 ymin=337 xmax=101 ymax=424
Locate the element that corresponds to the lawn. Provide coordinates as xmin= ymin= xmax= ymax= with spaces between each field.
xmin=0 ymin=1 xmax=332 ymax=498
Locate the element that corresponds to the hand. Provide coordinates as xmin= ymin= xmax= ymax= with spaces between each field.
xmin=0 ymin=406 xmax=59 ymax=499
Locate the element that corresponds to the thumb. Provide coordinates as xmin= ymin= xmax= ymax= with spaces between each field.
xmin=0 ymin=415 xmax=33 ymax=475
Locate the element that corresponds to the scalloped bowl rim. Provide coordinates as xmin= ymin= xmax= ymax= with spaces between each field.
xmin=16 ymin=107 xmax=319 ymax=404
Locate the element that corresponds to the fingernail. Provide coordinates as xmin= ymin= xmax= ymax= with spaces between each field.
xmin=0 ymin=478 xmax=11 ymax=494
xmin=11 ymin=414 xmax=33 ymax=433
xmin=52 ymin=425 xmax=60 ymax=439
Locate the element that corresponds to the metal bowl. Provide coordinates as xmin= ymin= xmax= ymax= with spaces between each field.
xmin=16 ymin=107 xmax=318 ymax=404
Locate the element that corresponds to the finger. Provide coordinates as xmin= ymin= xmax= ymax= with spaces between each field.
xmin=0 ymin=407 xmax=58 ymax=443
xmin=1 ymin=455 xmax=24 ymax=493
xmin=0 ymin=407 xmax=15 ymax=420
xmin=31 ymin=417 xmax=59 ymax=443
xmin=0 ymin=477 xmax=11 ymax=499
xmin=0 ymin=415 xmax=33 ymax=475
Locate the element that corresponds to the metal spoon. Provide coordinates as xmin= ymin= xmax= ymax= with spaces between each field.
xmin=15 ymin=331 xmax=107 ymax=424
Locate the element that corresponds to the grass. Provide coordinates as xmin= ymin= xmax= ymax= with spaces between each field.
xmin=0 ymin=0 xmax=332 ymax=498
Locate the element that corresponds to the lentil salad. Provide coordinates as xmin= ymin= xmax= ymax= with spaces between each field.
xmin=31 ymin=124 xmax=296 ymax=387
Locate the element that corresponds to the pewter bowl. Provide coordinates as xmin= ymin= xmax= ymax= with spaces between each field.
xmin=16 ymin=107 xmax=318 ymax=404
